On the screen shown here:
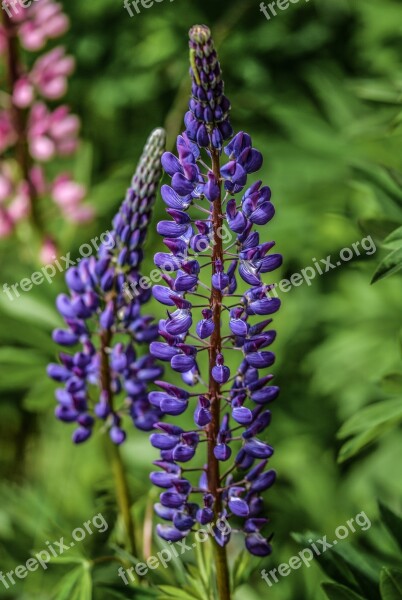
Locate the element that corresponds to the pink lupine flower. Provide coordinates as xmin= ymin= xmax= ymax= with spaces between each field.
xmin=0 ymin=167 xmax=13 ymax=203
xmin=0 ymin=26 xmax=7 ymax=55
xmin=0 ymin=164 xmax=30 ymax=235
xmin=0 ymin=209 xmax=14 ymax=238
xmin=30 ymin=165 xmax=47 ymax=196
xmin=13 ymin=77 xmax=35 ymax=109
xmin=63 ymin=204 xmax=95 ymax=224
xmin=15 ymin=0 xmax=69 ymax=51
xmin=51 ymin=174 xmax=93 ymax=223
xmin=31 ymin=47 xmax=75 ymax=100
xmin=28 ymin=103 xmax=80 ymax=161
xmin=49 ymin=106 xmax=80 ymax=154
xmin=1 ymin=0 xmax=94 ymax=249
xmin=39 ymin=236 xmax=58 ymax=264
xmin=52 ymin=174 xmax=86 ymax=208
xmin=7 ymin=182 xmax=30 ymax=221
xmin=0 ymin=111 xmax=16 ymax=153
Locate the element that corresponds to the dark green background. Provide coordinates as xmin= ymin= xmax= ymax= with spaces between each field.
xmin=1 ymin=0 xmax=402 ymax=598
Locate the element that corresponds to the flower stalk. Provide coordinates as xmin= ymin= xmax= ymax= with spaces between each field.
xmin=0 ymin=0 xmax=92 ymax=246
xmin=208 ymin=148 xmax=231 ymax=598
xmin=149 ymin=24 xmax=282 ymax=600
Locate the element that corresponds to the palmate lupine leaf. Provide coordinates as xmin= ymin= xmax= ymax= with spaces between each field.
xmin=292 ymin=531 xmax=380 ymax=600
xmin=378 ymin=502 xmax=402 ymax=553
xmin=380 ymin=568 xmax=402 ymax=600
xmin=337 ymin=398 xmax=402 ymax=462
xmin=322 ymin=583 xmax=367 ymax=600
xmin=371 ymin=247 xmax=402 ymax=283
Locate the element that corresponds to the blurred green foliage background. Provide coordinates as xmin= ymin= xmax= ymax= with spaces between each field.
xmin=1 ymin=0 xmax=402 ymax=598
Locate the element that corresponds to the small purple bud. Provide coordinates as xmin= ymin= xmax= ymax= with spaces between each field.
xmin=100 ymin=302 xmax=114 ymax=330
xmin=72 ymin=427 xmax=92 ymax=444
xmin=212 ymin=354 xmax=230 ymax=384
xmin=245 ymin=533 xmax=272 ymax=557
xmin=228 ymin=497 xmax=249 ymax=517
xmin=204 ymin=171 xmax=220 ymax=202
xmin=214 ymin=443 xmax=232 ymax=461
xmin=244 ymin=439 xmax=274 ymax=459
xmin=109 ymin=426 xmax=126 ymax=445
xmin=52 ymin=329 xmax=79 ymax=346
xmin=251 ymin=469 xmax=276 ymax=493
xmin=156 ymin=524 xmax=189 ymax=541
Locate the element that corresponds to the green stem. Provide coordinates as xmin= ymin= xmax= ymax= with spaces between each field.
xmin=100 ymin=327 xmax=137 ymax=558
xmin=109 ymin=441 xmax=137 ymax=558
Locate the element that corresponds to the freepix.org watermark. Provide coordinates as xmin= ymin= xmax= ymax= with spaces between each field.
xmin=123 ymin=231 xmax=377 ymax=301
xmin=261 ymin=511 xmax=372 ymax=587
xmin=1 ymin=230 xmax=115 ymax=302
xmin=1 ymin=0 xmax=40 ymax=17
xmin=117 ymin=515 xmax=231 ymax=585
xmin=269 ymin=235 xmax=376 ymax=297
xmin=123 ymin=0 xmax=174 ymax=17
xmin=259 ymin=0 xmax=310 ymax=21
xmin=0 ymin=513 xmax=108 ymax=589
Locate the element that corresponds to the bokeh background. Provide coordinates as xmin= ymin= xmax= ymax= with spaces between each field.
xmin=1 ymin=0 xmax=402 ymax=598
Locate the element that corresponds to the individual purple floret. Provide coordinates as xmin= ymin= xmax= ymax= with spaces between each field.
xmin=149 ymin=24 xmax=281 ymax=570
xmin=48 ymin=128 xmax=166 ymax=444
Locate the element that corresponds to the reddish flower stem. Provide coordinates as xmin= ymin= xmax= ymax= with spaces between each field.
xmin=207 ymin=147 xmax=231 ymax=600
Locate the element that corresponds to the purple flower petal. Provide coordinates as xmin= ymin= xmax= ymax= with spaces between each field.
xmin=245 ymin=533 xmax=272 ymax=557
xmin=152 ymin=285 xmax=176 ymax=306
xmin=229 ymin=497 xmax=250 ymax=517
xmin=245 ymin=351 xmax=275 ymax=369
xmin=244 ymin=439 xmax=274 ymax=459
xmin=251 ymin=386 xmax=280 ymax=404
xmin=251 ymin=469 xmax=276 ymax=493
xmin=247 ymin=297 xmax=281 ymax=316
xmin=161 ymin=185 xmax=191 ymax=210
xmin=150 ymin=342 xmax=180 ymax=361
xmin=171 ymin=354 xmax=196 ymax=373
xmin=172 ymin=173 xmax=196 ymax=196
xmin=161 ymin=152 xmax=183 ymax=177
xmin=150 ymin=433 xmax=179 ymax=450
xmin=156 ymin=524 xmax=189 ymax=541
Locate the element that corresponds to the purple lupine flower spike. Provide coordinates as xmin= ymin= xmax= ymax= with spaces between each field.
xmin=186 ymin=25 xmax=233 ymax=150
xmin=48 ymin=128 xmax=166 ymax=444
xmin=149 ymin=23 xmax=282 ymax=572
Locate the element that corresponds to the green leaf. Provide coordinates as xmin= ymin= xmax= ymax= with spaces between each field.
xmin=23 ymin=376 xmax=57 ymax=412
xmin=384 ymin=226 xmax=402 ymax=247
xmin=0 ymin=293 xmax=61 ymax=329
xmin=338 ymin=399 xmax=402 ymax=439
xmin=232 ymin=550 xmax=252 ymax=589
xmin=337 ymin=399 xmax=402 ymax=462
xmin=380 ymin=568 xmax=402 ymax=600
xmin=0 ymin=364 xmax=48 ymax=391
xmin=52 ymin=567 xmax=83 ymax=600
xmin=0 ymin=347 xmax=48 ymax=366
xmin=372 ymin=247 xmax=402 ymax=283
xmin=378 ymin=502 xmax=402 ymax=551
xmin=353 ymin=163 xmax=402 ymax=208
xmin=291 ymin=532 xmax=357 ymax=591
xmin=380 ymin=374 xmax=402 ymax=394
xmin=322 ymin=582 xmax=367 ymax=600
xmin=158 ymin=586 xmax=200 ymax=600
xmin=51 ymin=562 xmax=92 ymax=600
xmin=292 ymin=531 xmax=379 ymax=600
xmin=358 ymin=218 xmax=402 ymax=242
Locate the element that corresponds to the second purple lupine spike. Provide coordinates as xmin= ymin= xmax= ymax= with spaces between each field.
xmin=149 ymin=24 xmax=282 ymax=598
xmin=47 ymin=128 xmax=166 ymax=444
